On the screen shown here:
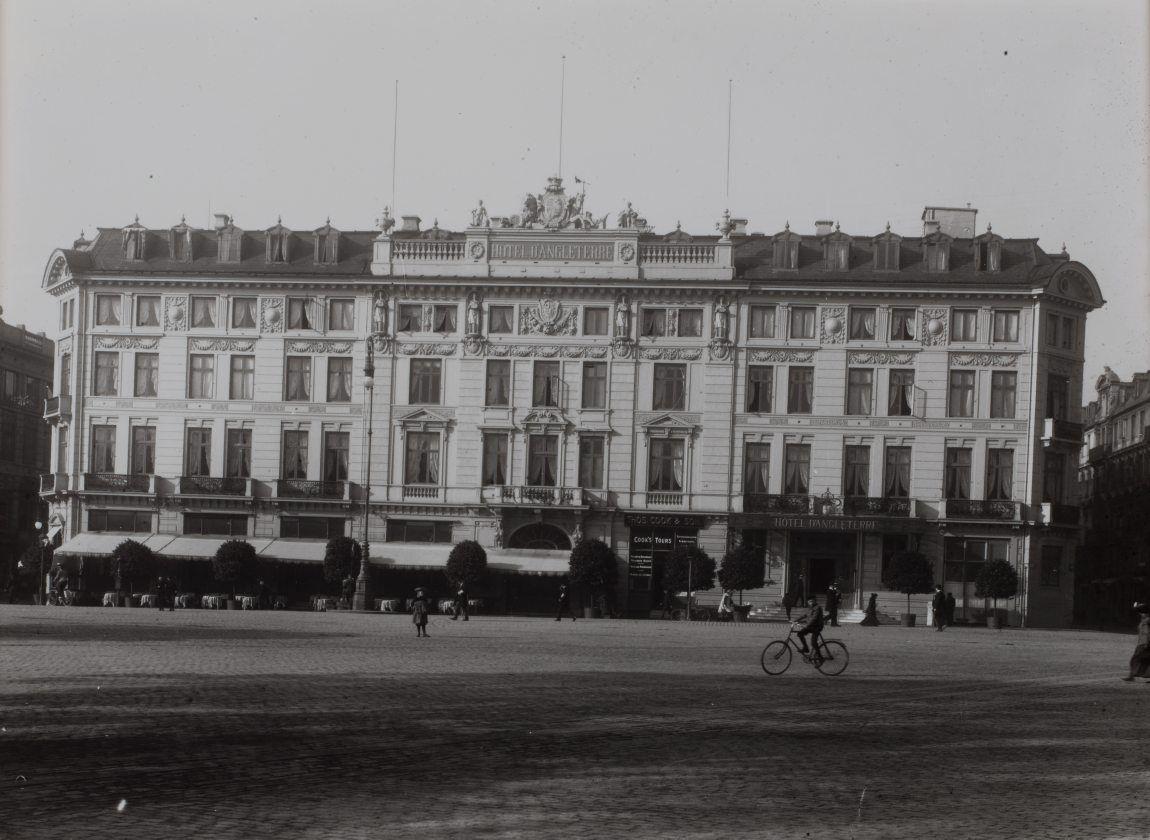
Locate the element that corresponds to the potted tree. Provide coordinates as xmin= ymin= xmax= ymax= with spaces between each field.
xmin=975 ymin=558 xmax=1019 ymax=629
xmin=718 ymin=545 xmax=766 ymax=621
xmin=213 ymin=540 xmax=256 ymax=609
xmin=112 ymin=539 xmax=156 ymax=607
xmin=323 ymin=536 xmax=362 ymax=608
xmin=446 ymin=540 xmax=487 ymax=616
xmin=885 ymin=551 xmax=933 ymax=627
xmin=662 ymin=544 xmax=716 ymax=620
xmin=568 ymin=538 xmax=618 ymax=618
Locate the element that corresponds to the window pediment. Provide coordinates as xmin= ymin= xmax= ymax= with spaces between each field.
xmin=521 ymin=408 xmax=571 ymax=432
xmin=396 ymin=408 xmax=454 ymax=431
xmin=640 ymin=412 xmax=700 ymax=437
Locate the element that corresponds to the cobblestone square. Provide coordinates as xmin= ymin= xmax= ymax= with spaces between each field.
xmin=1 ymin=606 xmax=1147 ymax=839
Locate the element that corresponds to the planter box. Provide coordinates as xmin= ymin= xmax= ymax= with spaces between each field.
xmin=900 ymin=613 xmax=916 ymax=627
xmin=226 ymin=598 xmax=239 ymax=611
xmin=583 ymin=606 xmax=597 ymax=619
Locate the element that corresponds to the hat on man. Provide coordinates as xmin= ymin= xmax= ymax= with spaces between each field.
xmin=1134 ymin=602 xmax=1150 ymax=614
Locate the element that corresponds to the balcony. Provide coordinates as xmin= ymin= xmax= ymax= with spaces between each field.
xmin=1040 ymin=502 xmax=1081 ymax=527
xmin=43 ymin=395 xmax=71 ymax=423
xmin=645 ymin=491 xmax=684 ymax=508
xmin=83 ymin=473 xmax=154 ymax=493
xmin=842 ymin=497 xmax=912 ymax=517
xmin=178 ymin=476 xmax=251 ymax=496
xmin=942 ymin=499 xmax=1019 ymax=521
xmin=402 ymin=485 xmax=442 ymax=501
xmin=744 ymin=494 xmax=811 ymax=514
xmin=1043 ymin=418 xmax=1084 ymax=446
xmin=275 ymin=479 xmax=347 ymax=500
xmin=40 ymin=473 xmax=70 ymax=494
xmin=483 ymin=485 xmax=584 ymax=506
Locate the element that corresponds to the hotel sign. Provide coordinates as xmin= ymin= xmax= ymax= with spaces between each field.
xmin=771 ymin=516 xmax=878 ymax=531
xmin=490 ymin=240 xmax=614 ymax=262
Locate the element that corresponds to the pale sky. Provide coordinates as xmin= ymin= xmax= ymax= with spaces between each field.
xmin=2 ymin=0 xmax=1147 ymax=398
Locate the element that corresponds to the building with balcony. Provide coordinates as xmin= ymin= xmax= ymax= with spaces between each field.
xmin=0 ymin=311 xmax=53 ymax=589
xmin=1076 ymin=368 xmax=1150 ymax=627
xmin=38 ymin=181 xmax=1103 ymax=623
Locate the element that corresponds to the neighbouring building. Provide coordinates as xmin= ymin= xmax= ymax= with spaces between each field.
xmin=39 ymin=180 xmax=1104 ymax=624
xmin=1076 ymin=367 xmax=1150 ymax=627
xmin=0 ymin=310 xmax=53 ymax=592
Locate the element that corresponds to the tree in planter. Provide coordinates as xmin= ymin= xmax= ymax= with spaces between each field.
xmin=885 ymin=551 xmax=934 ymax=620
xmin=663 ymin=545 xmax=716 ymax=616
xmin=568 ymin=538 xmax=619 ymax=615
xmin=323 ymin=536 xmax=362 ymax=595
xmin=213 ymin=539 xmax=256 ymax=597
xmin=446 ymin=540 xmax=487 ymax=590
xmin=112 ymin=539 xmax=156 ymax=596
xmin=718 ymin=545 xmax=766 ymax=604
xmin=975 ymin=558 xmax=1019 ymax=626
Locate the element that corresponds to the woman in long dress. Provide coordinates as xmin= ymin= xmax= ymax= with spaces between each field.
xmin=411 ymin=588 xmax=430 ymax=637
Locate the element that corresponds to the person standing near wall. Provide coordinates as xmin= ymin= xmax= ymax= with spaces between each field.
xmin=1122 ymin=602 xmax=1150 ymax=682
xmin=932 ymin=586 xmax=947 ymax=632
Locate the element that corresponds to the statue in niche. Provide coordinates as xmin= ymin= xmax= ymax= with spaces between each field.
xmin=372 ymin=292 xmax=388 ymax=334
xmin=571 ymin=523 xmax=584 ymax=546
xmin=470 ymin=200 xmax=489 ymax=228
xmin=492 ymin=520 xmax=503 ymax=549
xmin=465 ymin=293 xmax=481 ymax=336
xmin=615 ymin=297 xmax=630 ymax=338
xmin=713 ymin=298 xmax=730 ymax=341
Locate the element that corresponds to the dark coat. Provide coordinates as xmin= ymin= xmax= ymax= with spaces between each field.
xmin=411 ymin=596 xmax=429 ymax=625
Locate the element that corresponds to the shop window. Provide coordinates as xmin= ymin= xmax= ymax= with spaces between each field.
xmin=386 ymin=520 xmax=454 ymax=543
xmin=184 ymin=513 xmax=248 ymax=536
xmin=280 ymin=517 xmax=345 ymax=539
xmin=88 ymin=510 xmax=152 ymax=532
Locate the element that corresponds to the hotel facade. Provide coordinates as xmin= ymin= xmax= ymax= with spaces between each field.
xmin=40 ymin=178 xmax=1103 ymax=625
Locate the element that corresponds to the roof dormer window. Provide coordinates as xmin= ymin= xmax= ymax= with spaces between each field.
xmin=973 ymin=226 xmax=1003 ymax=272
xmin=266 ymin=219 xmax=291 ymax=263
xmin=923 ymin=232 xmax=952 ymax=272
xmin=872 ymin=224 xmax=901 ymax=271
xmin=314 ymin=219 xmax=340 ymax=264
xmin=122 ymin=217 xmax=146 ymax=261
xmin=217 ymin=220 xmax=243 ymax=263
xmin=772 ymin=224 xmax=800 ymax=269
xmin=822 ymin=224 xmax=851 ymax=271
xmin=169 ymin=217 xmax=192 ymax=262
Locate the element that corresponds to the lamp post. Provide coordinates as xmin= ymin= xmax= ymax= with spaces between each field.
xmin=34 ymin=519 xmax=45 ymax=606
xmin=353 ymin=338 xmax=376 ymax=611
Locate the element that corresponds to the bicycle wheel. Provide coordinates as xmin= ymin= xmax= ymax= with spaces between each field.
xmin=760 ymin=641 xmax=792 ymax=675
xmin=815 ymin=640 xmax=849 ymax=676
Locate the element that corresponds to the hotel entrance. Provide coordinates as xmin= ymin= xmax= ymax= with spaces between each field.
xmin=788 ymin=531 xmax=857 ymax=603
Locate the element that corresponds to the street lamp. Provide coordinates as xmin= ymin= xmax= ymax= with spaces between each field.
xmin=34 ymin=519 xmax=45 ymax=606
xmin=353 ymin=338 xmax=376 ymax=611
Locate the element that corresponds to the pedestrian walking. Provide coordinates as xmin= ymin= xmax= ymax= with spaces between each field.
xmin=1122 ymin=602 xmax=1150 ymax=682
xmin=860 ymin=592 xmax=880 ymax=626
xmin=411 ymin=587 xmax=430 ymax=637
xmin=782 ymin=589 xmax=796 ymax=621
xmin=932 ymin=585 xmax=947 ymax=631
xmin=659 ymin=589 xmax=674 ymax=620
xmin=718 ymin=589 xmax=736 ymax=622
xmin=341 ymin=575 xmax=355 ymax=609
xmin=944 ymin=592 xmax=956 ymax=627
xmin=826 ymin=582 xmax=841 ymax=627
xmin=451 ymin=584 xmax=469 ymax=621
xmin=555 ymin=582 xmax=577 ymax=621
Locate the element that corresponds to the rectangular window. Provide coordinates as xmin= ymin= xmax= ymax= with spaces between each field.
xmin=93 ymin=352 xmax=119 ymax=396
xmin=784 ymin=444 xmax=811 ymax=494
xmin=578 ymin=436 xmax=605 ymax=489
xmin=489 ymin=305 xmax=514 ymax=334
xmin=134 ymin=353 xmax=159 ymax=398
xmin=890 ymin=308 xmax=916 ymax=340
xmin=185 ymin=428 xmax=212 ymax=476
xmin=1041 ymin=545 xmax=1063 ymax=587
xmin=790 ymin=307 xmax=816 ymax=339
xmin=282 ymin=430 xmax=309 ymax=479
xmin=91 ymin=425 xmax=116 ymax=473
xmin=653 ymin=364 xmax=686 ymax=411
xmin=398 ymin=304 xmax=423 ymax=332
xmin=88 ymin=510 xmax=152 ymax=533
xmin=130 ymin=426 xmax=155 ymax=475
xmin=884 ymin=446 xmax=911 ymax=498
xmin=60 ymin=353 xmax=71 ymax=396
xmin=225 ymin=428 xmax=252 ymax=478
xmin=324 ymin=431 xmax=350 ymax=482
xmin=285 ymin=356 xmax=312 ymax=401
xmin=846 ymin=369 xmax=874 ymax=415
xmin=986 ymin=448 xmax=1014 ymax=501
xmin=191 ymin=297 xmax=216 ymax=328
xmin=1046 ymin=313 xmax=1060 ymax=346
xmin=992 ymin=310 xmax=1019 ymax=343
xmin=95 ymin=295 xmax=121 ymax=326
xmin=287 ymin=298 xmax=315 ymax=330
xmin=404 ymin=432 xmax=440 ymax=484
xmin=990 ymin=372 xmax=1017 ymax=419
xmin=328 ymin=299 xmax=354 ymax=331
xmin=844 ymin=445 xmax=870 ymax=497
xmin=952 ymin=309 xmax=978 ymax=342
xmin=433 ymin=305 xmax=457 ymax=333
xmin=326 ymin=358 xmax=352 ymax=402
xmin=188 ymin=354 xmax=215 ymax=399
xmin=948 ymin=371 xmax=976 ymax=418
xmin=648 ymin=438 xmax=684 ymax=492
xmin=481 ymin=433 xmax=507 ymax=486
xmin=280 ymin=517 xmax=346 ymax=539
xmin=385 ymin=520 xmax=454 ymax=543
xmin=849 ymin=308 xmax=876 ymax=340
xmin=533 ymin=361 xmax=561 ymax=407
xmin=528 ymin=434 xmax=559 ymax=486
xmin=183 ymin=513 xmax=248 ymax=537
xmin=485 ymin=360 xmax=510 ymax=407
xmin=746 ymin=366 xmax=773 ymax=413
xmin=743 ymin=442 xmax=770 ymax=493
xmin=748 ymin=305 xmax=776 ymax=339
xmin=230 ymin=355 xmax=254 ymax=400
xmin=677 ymin=309 xmax=703 ymax=337
xmin=574 ymin=362 xmax=605 ymax=410
xmin=874 ymin=238 xmax=899 ymax=271
xmin=231 ymin=298 xmax=257 ymax=329
xmin=1046 ymin=375 xmax=1069 ymax=420
xmin=409 ymin=359 xmax=441 ymax=404
xmin=583 ymin=307 xmax=608 ymax=336
xmin=0 ymin=411 xmax=14 ymax=461
xmin=1060 ymin=316 xmax=1076 ymax=350
xmin=944 ymin=448 xmax=972 ymax=499
xmin=888 ymin=369 xmax=914 ymax=416
xmin=787 ymin=367 xmax=813 ymax=414
xmin=135 ymin=296 xmax=160 ymax=327
xmin=641 ymin=309 xmax=667 ymax=338
xmin=1044 ymin=452 xmax=1066 ymax=503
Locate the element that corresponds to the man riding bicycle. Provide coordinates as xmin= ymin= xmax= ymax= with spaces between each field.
xmin=793 ymin=597 xmax=825 ymax=659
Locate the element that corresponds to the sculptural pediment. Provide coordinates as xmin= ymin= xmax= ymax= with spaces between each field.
xmin=489 ymin=176 xmax=607 ymax=231
xmin=396 ymin=408 xmax=454 ymax=429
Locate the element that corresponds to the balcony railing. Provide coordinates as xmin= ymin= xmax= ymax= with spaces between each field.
xmin=179 ymin=476 xmax=251 ymax=496
xmin=488 ymin=485 xmax=583 ymax=506
xmin=943 ymin=499 xmax=1019 ymax=521
xmin=393 ymin=240 xmax=465 ymax=261
xmin=645 ymin=492 xmax=684 ymax=507
xmin=275 ymin=479 xmax=347 ymax=500
xmin=842 ymin=496 xmax=912 ymax=517
xmin=402 ymin=485 xmax=442 ymax=500
xmin=638 ymin=243 xmax=717 ymax=265
xmin=40 ymin=473 xmax=70 ymax=493
xmin=43 ymin=395 xmax=71 ymax=422
xmin=744 ymin=493 xmax=811 ymax=514
xmin=1043 ymin=418 xmax=1084 ymax=445
xmin=83 ymin=473 xmax=152 ymax=493
xmin=1041 ymin=502 xmax=1081 ymax=527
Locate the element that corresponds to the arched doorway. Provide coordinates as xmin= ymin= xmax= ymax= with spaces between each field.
xmin=507 ymin=522 xmax=572 ymax=551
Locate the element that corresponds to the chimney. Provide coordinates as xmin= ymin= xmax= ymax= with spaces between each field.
xmin=213 ymin=213 xmax=231 ymax=230
xmin=815 ymin=220 xmax=834 ymax=236
xmin=923 ymin=219 xmax=941 ymax=236
xmin=922 ymin=205 xmax=977 ymax=238
xmin=401 ymin=215 xmax=422 ymax=233
xmin=731 ymin=218 xmax=748 ymax=236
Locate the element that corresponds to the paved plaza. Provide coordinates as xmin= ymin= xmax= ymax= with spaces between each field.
xmin=0 ymin=605 xmax=1147 ymax=840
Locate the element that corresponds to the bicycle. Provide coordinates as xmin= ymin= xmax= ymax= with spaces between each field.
xmin=760 ymin=626 xmax=849 ymax=676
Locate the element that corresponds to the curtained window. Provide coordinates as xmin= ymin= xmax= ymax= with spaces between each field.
xmin=648 ymin=439 xmax=684 ymax=492
xmin=824 ymin=241 xmax=849 ymax=270
xmin=287 ymin=298 xmax=314 ymax=330
xmin=975 ymin=239 xmax=1002 ymax=272
xmin=433 ymin=305 xmax=457 ymax=333
xmin=329 ymin=300 xmax=354 ymax=331
xmin=784 ymin=444 xmax=810 ymax=494
xmin=1046 ymin=376 xmax=1069 ymax=420
xmin=285 ymin=356 xmax=312 ymax=401
xmin=225 ymin=428 xmax=251 ymax=478
xmin=91 ymin=425 xmax=116 ymax=473
xmin=787 ymin=367 xmax=813 ymax=414
xmin=405 ymin=432 xmax=440 ymax=485
xmin=1060 ymin=317 xmax=1076 ymax=350
xmin=1043 ymin=453 xmax=1066 ymax=503
xmin=579 ymin=436 xmax=605 ymax=488
xmin=951 ymin=309 xmax=977 ymax=341
xmin=191 ymin=297 xmax=216 ymax=328
xmin=846 ymin=369 xmax=873 ymax=415
xmin=746 ymin=366 xmax=773 ymax=413
xmin=849 ymin=308 xmax=876 ymax=340
xmin=135 ymin=296 xmax=160 ymax=327
xmin=874 ymin=238 xmax=900 ymax=270
xmin=790 ymin=307 xmax=816 ymax=339
xmin=324 ymin=432 xmax=350 ymax=482
xmin=773 ymin=238 xmax=798 ymax=269
xmin=844 ymin=445 xmax=870 ymax=497
xmin=409 ymin=359 xmax=441 ymax=404
xmin=134 ymin=354 xmax=159 ymax=398
xmin=986 ymin=449 xmax=1013 ymax=501
xmin=60 ymin=354 xmax=71 ymax=396
xmin=230 ymin=356 xmax=254 ymax=400
xmin=130 ymin=426 xmax=155 ymax=475
xmin=944 ymin=448 xmax=972 ymax=500
xmin=743 ymin=443 xmax=770 ymax=493
xmin=990 ymin=372 xmax=1017 ymax=419
xmin=489 ymin=306 xmax=515 ymax=334
xmin=948 ymin=371 xmax=975 ymax=418
xmin=582 ymin=362 xmax=607 ymax=409
xmin=485 ymin=360 xmax=510 ymax=407
xmin=992 ymin=310 xmax=1019 ymax=342
xmin=748 ymin=305 xmax=776 ymax=339
xmin=327 ymin=358 xmax=352 ymax=402
xmin=189 ymin=354 xmax=215 ymax=399
xmin=186 ymin=429 xmax=212 ymax=477
xmin=888 ymin=369 xmax=915 ymax=416
xmin=398 ymin=304 xmax=423 ymax=332
xmin=96 ymin=295 xmax=121 ymax=326
xmin=528 ymin=434 xmax=558 ymax=487
xmin=482 ymin=434 xmax=507 ymax=486
xmin=94 ymin=352 xmax=119 ymax=396
xmin=653 ymin=364 xmax=686 ymax=411
xmin=533 ymin=362 xmax=561 ymax=407
xmin=890 ymin=308 xmax=916 ymax=340
xmin=884 ymin=446 xmax=911 ymax=499
xmin=677 ymin=309 xmax=703 ymax=337
xmin=282 ymin=430 xmax=309 ymax=479
xmin=231 ymin=298 xmax=257 ymax=329
xmin=641 ymin=309 xmax=667 ymax=337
